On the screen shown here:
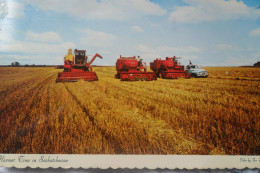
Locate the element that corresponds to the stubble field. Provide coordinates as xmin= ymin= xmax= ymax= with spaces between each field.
xmin=0 ymin=66 xmax=259 ymax=155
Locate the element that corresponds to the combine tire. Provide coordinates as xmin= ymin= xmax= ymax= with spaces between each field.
xmin=115 ymin=73 xmax=120 ymax=79
xmin=160 ymin=70 xmax=166 ymax=79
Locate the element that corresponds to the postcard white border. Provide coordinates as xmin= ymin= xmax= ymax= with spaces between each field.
xmin=0 ymin=154 xmax=259 ymax=169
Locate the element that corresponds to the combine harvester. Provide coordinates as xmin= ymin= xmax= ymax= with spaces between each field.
xmin=115 ymin=55 xmax=157 ymax=81
xmin=56 ymin=49 xmax=102 ymax=82
xmin=150 ymin=56 xmax=190 ymax=79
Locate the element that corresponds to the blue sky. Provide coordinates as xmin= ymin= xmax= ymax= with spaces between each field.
xmin=0 ymin=0 xmax=260 ymax=66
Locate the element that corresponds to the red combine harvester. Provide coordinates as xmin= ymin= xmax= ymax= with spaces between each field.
xmin=56 ymin=49 xmax=102 ymax=82
xmin=150 ymin=56 xmax=190 ymax=79
xmin=115 ymin=55 xmax=157 ymax=81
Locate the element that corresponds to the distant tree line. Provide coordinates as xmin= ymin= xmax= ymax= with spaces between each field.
xmin=24 ymin=64 xmax=47 ymax=67
xmin=11 ymin=62 xmax=20 ymax=67
xmin=7 ymin=62 xmax=56 ymax=67
xmin=253 ymin=61 xmax=260 ymax=67
xmin=239 ymin=61 xmax=260 ymax=67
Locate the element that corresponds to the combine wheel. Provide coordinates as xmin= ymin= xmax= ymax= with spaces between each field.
xmin=186 ymin=73 xmax=191 ymax=79
xmin=160 ymin=70 xmax=166 ymax=79
xmin=114 ymin=73 xmax=120 ymax=79
xmin=191 ymin=74 xmax=196 ymax=78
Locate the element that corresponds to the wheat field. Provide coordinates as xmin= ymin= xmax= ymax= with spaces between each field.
xmin=0 ymin=66 xmax=259 ymax=155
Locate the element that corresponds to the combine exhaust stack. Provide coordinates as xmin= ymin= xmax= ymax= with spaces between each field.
xmin=115 ymin=55 xmax=157 ymax=81
xmin=150 ymin=56 xmax=190 ymax=79
xmin=56 ymin=49 xmax=102 ymax=82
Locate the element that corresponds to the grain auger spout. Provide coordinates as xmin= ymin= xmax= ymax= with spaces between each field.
xmin=89 ymin=53 xmax=103 ymax=65
xmin=86 ymin=53 xmax=103 ymax=71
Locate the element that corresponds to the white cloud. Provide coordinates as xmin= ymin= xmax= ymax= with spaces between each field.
xmin=0 ymin=54 xmax=38 ymax=64
xmin=132 ymin=25 xmax=143 ymax=32
xmin=6 ymin=1 xmax=25 ymax=19
xmin=0 ymin=26 xmax=14 ymax=43
xmin=1 ymin=39 xmax=76 ymax=65
xmin=169 ymin=0 xmax=260 ymax=23
xmin=252 ymin=52 xmax=260 ymax=59
xmin=0 ymin=1 xmax=25 ymax=45
xmin=2 ymin=40 xmax=75 ymax=56
xmin=158 ymin=46 xmax=201 ymax=53
xmin=249 ymin=28 xmax=260 ymax=36
xmin=136 ymin=44 xmax=201 ymax=54
xmin=1 ymin=30 xmax=69 ymax=64
xmin=150 ymin=23 xmax=160 ymax=27
xmin=77 ymin=29 xmax=117 ymax=47
xmin=217 ymin=44 xmax=233 ymax=50
xmin=130 ymin=0 xmax=166 ymax=16
xmin=135 ymin=44 xmax=201 ymax=61
xmin=24 ymin=0 xmax=166 ymax=20
xmin=0 ymin=53 xmax=65 ymax=65
xmin=0 ymin=1 xmax=8 ymax=19
xmin=25 ymin=31 xmax=63 ymax=43
xmin=220 ymin=56 xmax=257 ymax=66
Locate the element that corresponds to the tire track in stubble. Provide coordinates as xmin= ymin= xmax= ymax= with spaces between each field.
xmin=63 ymin=84 xmax=125 ymax=153
xmin=0 ymin=72 xmax=56 ymax=112
xmin=74 ymin=81 xmax=210 ymax=154
xmin=0 ymin=71 xmax=55 ymax=102
xmin=106 ymin=79 xmax=259 ymax=115
xmin=1 ymin=73 xmax=56 ymax=153
xmin=18 ymin=74 xmax=55 ymax=152
xmin=90 ymin=81 xmax=215 ymax=154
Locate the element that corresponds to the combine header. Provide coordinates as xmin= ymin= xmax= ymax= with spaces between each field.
xmin=115 ymin=55 xmax=157 ymax=81
xmin=150 ymin=56 xmax=190 ymax=79
xmin=56 ymin=49 xmax=102 ymax=82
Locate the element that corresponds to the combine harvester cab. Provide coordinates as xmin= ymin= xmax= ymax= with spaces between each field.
xmin=150 ymin=56 xmax=190 ymax=79
xmin=115 ymin=55 xmax=157 ymax=81
xmin=56 ymin=49 xmax=102 ymax=82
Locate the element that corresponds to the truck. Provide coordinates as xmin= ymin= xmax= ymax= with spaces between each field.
xmin=186 ymin=61 xmax=208 ymax=78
